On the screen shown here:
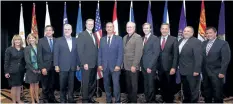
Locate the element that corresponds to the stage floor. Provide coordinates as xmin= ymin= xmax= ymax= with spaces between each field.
xmin=1 ymin=88 xmax=233 ymax=103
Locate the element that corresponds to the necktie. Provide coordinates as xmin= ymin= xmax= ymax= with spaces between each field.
xmin=144 ymin=37 xmax=148 ymax=44
xmin=90 ymin=33 xmax=96 ymax=45
xmin=206 ymin=41 xmax=213 ymax=55
xmin=107 ymin=36 xmax=111 ymax=47
xmin=49 ymin=39 xmax=53 ymax=52
xmin=161 ymin=37 xmax=166 ymax=50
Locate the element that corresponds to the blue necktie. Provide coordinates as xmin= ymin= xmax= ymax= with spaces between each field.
xmin=107 ymin=37 xmax=111 ymax=47
xmin=49 ymin=39 xmax=53 ymax=52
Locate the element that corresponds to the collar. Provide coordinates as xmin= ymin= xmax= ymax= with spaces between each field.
xmin=161 ymin=34 xmax=168 ymax=39
xmin=145 ymin=33 xmax=151 ymax=39
xmin=208 ymin=38 xmax=216 ymax=43
xmin=86 ymin=29 xmax=93 ymax=34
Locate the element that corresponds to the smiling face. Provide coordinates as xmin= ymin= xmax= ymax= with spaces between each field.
xmin=44 ymin=26 xmax=54 ymax=37
xmin=160 ymin=24 xmax=170 ymax=36
xmin=143 ymin=24 xmax=151 ymax=35
xmin=183 ymin=26 xmax=194 ymax=39
xmin=86 ymin=19 xmax=94 ymax=31
xmin=126 ymin=22 xmax=136 ymax=35
xmin=206 ymin=28 xmax=217 ymax=40
xmin=29 ymin=36 xmax=36 ymax=45
xmin=63 ymin=24 xmax=72 ymax=37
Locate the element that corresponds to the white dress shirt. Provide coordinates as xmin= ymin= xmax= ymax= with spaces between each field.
xmin=160 ymin=35 xmax=168 ymax=45
xmin=143 ymin=33 xmax=151 ymax=46
xmin=65 ymin=36 xmax=72 ymax=52
xmin=86 ymin=29 xmax=96 ymax=45
xmin=179 ymin=38 xmax=189 ymax=54
xmin=107 ymin=34 xmax=113 ymax=45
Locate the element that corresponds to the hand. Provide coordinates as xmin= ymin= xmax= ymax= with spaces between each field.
xmin=218 ymin=73 xmax=225 ymax=78
xmin=131 ymin=66 xmax=136 ymax=73
xmin=170 ymin=68 xmax=176 ymax=75
xmin=77 ymin=66 xmax=80 ymax=70
xmin=84 ymin=64 xmax=89 ymax=70
xmin=147 ymin=68 xmax=152 ymax=73
xmin=55 ymin=66 xmax=60 ymax=73
xmin=5 ymin=73 xmax=10 ymax=78
xmin=98 ymin=66 xmax=103 ymax=71
xmin=193 ymin=72 xmax=199 ymax=76
xmin=37 ymin=70 xmax=41 ymax=74
xmin=42 ymin=68 xmax=47 ymax=75
xmin=114 ymin=66 xmax=121 ymax=71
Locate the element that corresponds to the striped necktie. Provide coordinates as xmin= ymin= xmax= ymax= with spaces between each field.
xmin=206 ymin=41 xmax=214 ymax=55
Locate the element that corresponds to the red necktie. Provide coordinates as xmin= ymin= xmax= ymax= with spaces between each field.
xmin=144 ymin=37 xmax=148 ymax=44
xmin=161 ymin=38 xmax=166 ymax=50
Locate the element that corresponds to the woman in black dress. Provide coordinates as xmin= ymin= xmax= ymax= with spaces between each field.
xmin=24 ymin=33 xmax=40 ymax=103
xmin=4 ymin=34 xmax=25 ymax=103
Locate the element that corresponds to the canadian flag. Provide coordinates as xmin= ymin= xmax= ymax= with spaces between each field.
xmin=112 ymin=1 xmax=119 ymax=35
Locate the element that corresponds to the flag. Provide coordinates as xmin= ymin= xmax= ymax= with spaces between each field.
xmin=147 ymin=0 xmax=154 ymax=35
xmin=218 ymin=0 xmax=225 ymax=40
xmin=112 ymin=1 xmax=119 ymax=35
xmin=45 ymin=2 xmax=51 ymax=27
xmin=63 ymin=2 xmax=68 ymax=35
xmin=76 ymin=1 xmax=83 ymax=38
xmin=198 ymin=0 xmax=207 ymax=42
xmin=163 ymin=0 xmax=169 ymax=24
xmin=31 ymin=3 xmax=38 ymax=38
xmin=94 ymin=2 xmax=103 ymax=80
xmin=177 ymin=0 xmax=187 ymax=41
xmin=129 ymin=1 xmax=135 ymax=22
xmin=19 ymin=4 xmax=26 ymax=47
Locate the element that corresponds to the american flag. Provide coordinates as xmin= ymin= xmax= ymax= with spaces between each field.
xmin=94 ymin=2 xmax=103 ymax=80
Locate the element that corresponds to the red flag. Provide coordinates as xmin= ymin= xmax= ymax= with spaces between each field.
xmin=31 ymin=3 xmax=38 ymax=38
xmin=198 ymin=0 xmax=206 ymax=42
xmin=112 ymin=1 xmax=119 ymax=35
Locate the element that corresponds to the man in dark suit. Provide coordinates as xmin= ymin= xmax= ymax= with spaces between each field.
xmin=98 ymin=22 xmax=123 ymax=103
xmin=54 ymin=24 xmax=80 ymax=103
xmin=178 ymin=26 xmax=202 ymax=103
xmin=123 ymin=22 xmax=143 ymax=103
xmin=158 ymin=23 xmax=179 ymax=103
xmin=38 ymin=25 xmax=58 ymax=103
xmin=141 ymin=23 xmax=160 ymax=103
xmin=77 ymin=19 xmax=98 ymax=103
xmin=202 ymin=27 xmax=231 ymax=103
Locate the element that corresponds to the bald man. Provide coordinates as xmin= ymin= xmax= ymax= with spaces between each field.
xmin=123 ymin=22 xmax=143 ymax=103
xmin=178 ymin=26 xmax=202 ymax=103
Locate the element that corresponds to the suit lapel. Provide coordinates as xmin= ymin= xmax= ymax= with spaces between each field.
xmin=125 ymin=33 xmax=136 ymax=48
xmin=43 ymin=37 xmax=51 ymax=52
xmin=62 ymin=37 xmax=70 ymax=52
xmin=110 ymin=35 xmax=115 ymax=48
xmin=163 ymin=36 xmax=170 ymax=51
xmin=71 ymin=37 xmax=76 ymax=52
xmin=207 ymin=39 xmax=218 ymax=56
xmin=180 ymin=38 xmax=190 ymax=54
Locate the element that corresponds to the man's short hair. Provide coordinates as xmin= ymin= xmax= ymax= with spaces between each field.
xmin=206 ymin=26 xmax=217 ymax=33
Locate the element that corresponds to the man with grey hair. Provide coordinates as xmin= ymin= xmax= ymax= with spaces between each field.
xmin=123 ymin=22 xmax=143 ymax=103
xmin=54 ymin=24 xmax=80 ymax=103
xmin=178 ymin=26 xmax=202 ymax=103
xmin=77 ymin=19 xmax=98 ymax=103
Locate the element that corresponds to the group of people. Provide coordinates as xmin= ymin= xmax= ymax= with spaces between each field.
xmin=4 ymin=18 xmax=231 ymax=103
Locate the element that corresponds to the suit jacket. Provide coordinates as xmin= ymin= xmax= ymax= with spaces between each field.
xmin=178 ymin=37 xmax=202 ymax=75
xmin=202 ymin=39 xmax=231 ymax=75
xmin=141 ymin=34 xmax=160 ymax=70
xmin=158 ymin=35 xmax=179 ymax=71
xmin=38 ymin=37 xmax=56 ymax=71
xmin=123 ymin=33 xmax=143 ymax=70
xmin=98 ymin=35 xmax=123 ymax=72
xmin=77 ymin=30 xmax=98 ymax=68
xmin=54 ymin=37 xmax=80 ymax=71
xmin=24 ymin=45 xmax=39 ymax=71
xmin=4 ymin=47 xmax=25 ymax=73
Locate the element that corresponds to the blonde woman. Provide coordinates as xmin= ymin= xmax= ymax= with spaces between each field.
xmin=24 ymin=33 xmax=40 ymax=103
xmin=4 ymin=34 xmax=25 ymax=103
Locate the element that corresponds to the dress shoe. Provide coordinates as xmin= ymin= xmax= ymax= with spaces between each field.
xmin=89 ymin=99 xmax=99 ymax=103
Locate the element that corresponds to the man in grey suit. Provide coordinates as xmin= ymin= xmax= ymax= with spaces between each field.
xmin=141 ymin=23 xmax=160 ymax=103
xmin=178 ymin=26 xmax=202 ymax=103
xmin=202 ymin=27 xmax=231 ymax=103
xmin=158 ymin=23 xmax=179 ymax=103
xmin=123 ymin=22 xmax=143 ymax=103
xmin=77 ymin=19 xmax=98 ymax=103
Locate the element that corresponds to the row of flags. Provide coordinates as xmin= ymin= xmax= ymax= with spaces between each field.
xmin=19 ymin=1 xmax=226 ymax=80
